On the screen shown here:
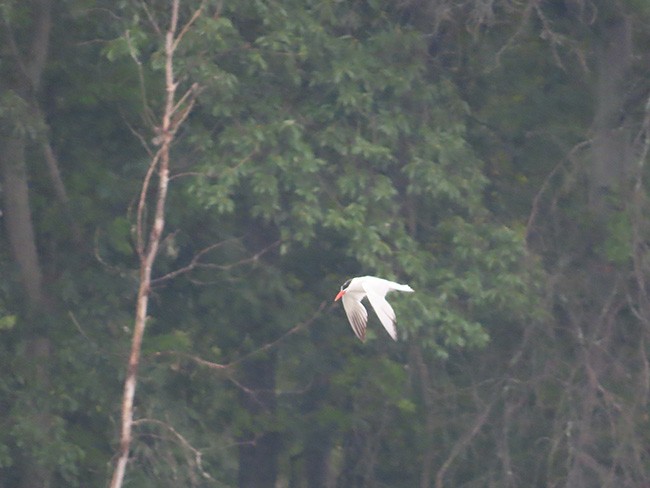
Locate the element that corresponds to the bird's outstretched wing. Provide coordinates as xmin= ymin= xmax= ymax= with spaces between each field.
xmin=364 ymin=292 xmax=397 ymax=340
xmin=342 ymin=294 xmax=368 ymax=341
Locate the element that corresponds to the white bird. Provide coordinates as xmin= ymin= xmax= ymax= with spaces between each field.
xmin=334 ymin=276 xmax=414 ymax=341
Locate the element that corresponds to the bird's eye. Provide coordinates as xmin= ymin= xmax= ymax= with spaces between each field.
xmin=341 ymin=279 xmax=352 ymax=290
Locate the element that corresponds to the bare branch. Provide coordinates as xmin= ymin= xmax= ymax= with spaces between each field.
xmin=152 ymin=239 xmax=281 ymax=285
xmin=157 ymin=299 xmax=331 ymax=368
xmin=435 ymin=392 xmax=498 ymax=488
xmin=68 ymin=311 xmax=95 ymax=346
xmin=122 ymin=113 xmax=154 ymax=157
xmin=42 ymin=140 xmax=84 ymax=243
xmin=139 ymin=1 xmax=161 ymax=36
xmin=135 ymin=151 xmax=161 ymax=257
xmin=2 ymin=12 xmax=30 ymax=82
xmin=172 ymin=2 xmax=205 ymax=53
xmin=110 ymin=1 xmax=193 ymax=486
xmin=526 ymin=140 xmax=590 ymax=244
xmin=492 ymin=0 xmax=536 ymax=70
xmin=125 ymin=29 xmax=156 ymax=127
xmin=226 ymin=300 xmax=332 ymax=369
xmin=132 ymin=418 xmax=215 ymax=481
xmin=171 ymin=83 xmax=200 ymax=124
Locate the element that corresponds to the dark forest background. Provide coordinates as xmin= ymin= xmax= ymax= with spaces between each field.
xmin=2 ymin=1 xmax=650 ymax=487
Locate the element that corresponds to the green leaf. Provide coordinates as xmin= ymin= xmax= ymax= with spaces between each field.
xmin=0 ymin=315 xmax=16 ymax=331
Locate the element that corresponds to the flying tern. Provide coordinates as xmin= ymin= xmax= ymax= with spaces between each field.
xmin=334 ymin=276 xmax=414 ymax=341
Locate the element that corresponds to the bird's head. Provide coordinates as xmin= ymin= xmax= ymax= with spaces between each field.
xmin=334 ymin=279 xmax=353 ymax=301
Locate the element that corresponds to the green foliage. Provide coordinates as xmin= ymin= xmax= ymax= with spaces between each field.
xmin=156 ymin=0 xmax=532 ymax=481
xmin=13 ymin=0 xmax=650 ymax=487
xmin=0 ymin=91 xmax=46 ymax=139
xmin=0 ymin=314 xmax=17 ymax=330
xmin=602 ymin=210 xmax=632 ymax=264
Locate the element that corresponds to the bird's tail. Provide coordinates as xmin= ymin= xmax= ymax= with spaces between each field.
xmin=394 ymin=284 xmax=414 ymax=292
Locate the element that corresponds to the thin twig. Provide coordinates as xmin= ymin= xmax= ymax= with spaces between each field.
xmin=139 ymin=0 xmax=161 ymax=36
xmin=151 ymin=239 xmax=280 ymax=285
xmin=132 ymin=418 xmax=215 ymax=481
xmin=135 ymin=151 xmax=162 ymax=257
xmin=125 ymin=29 xmax=155 ymax=126
xmin=154 ymin=300 xmax=332 ymax=372
xmin=122 ymin=115 xmax=154 ymax=157
xmin=172 ymin=3 xmax=205 ymax=52
xmin=525 ymin=140 xmax=590 ymax=244
xmin=168 ymin=87 xmax=199 ymax=135
xmin=171 ymin=83 xmax=200 ymax=122
xmin=435 ymin=393 xmax=499 ymax=488
xmin=68 ymin=311 xmax=94 ymax=345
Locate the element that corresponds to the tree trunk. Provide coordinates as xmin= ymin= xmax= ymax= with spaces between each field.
xmin=409 ymin=344 xmax=437 ymax=488
xmin=1 ymin=0 xmax=53 ymax=307
xmin=1 ymin=2 xmax=53 ymax=486
xmin=336 ymin=430 xmax=365 ymax=488
xmin=574 ymin=15 xmax=633 ymax=485
xmin=304 ymin=433 xmax=332 ymax=488
xmin=237 ymin=354 xmax=280 ymax=488
xmin=589 ymin=15 xmax=633 ymax=212
xmin=0 ymin=133 xmax=45 ymax=307
xmin=17 ymin=336 xmax=52 ymax=488
xmin=303 ymin=374 xmax=332 ymax=488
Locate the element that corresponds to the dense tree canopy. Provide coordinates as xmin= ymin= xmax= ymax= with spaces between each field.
xmin=1 ymin=0 xmax=650 ymax=487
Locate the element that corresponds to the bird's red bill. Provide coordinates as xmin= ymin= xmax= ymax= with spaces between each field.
xmin=334 ymin=290 xmax=345 ymax=301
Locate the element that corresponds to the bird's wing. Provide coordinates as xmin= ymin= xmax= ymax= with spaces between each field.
xmin=360 ymin=276 xmax=392 ymax=296
xmin=365 ymin=292 xmax=397 ymax=340
xmin=342 ymin=293 xmax=368 ymax=341
xmin=364 ymin=276 xmax=414 ymax=294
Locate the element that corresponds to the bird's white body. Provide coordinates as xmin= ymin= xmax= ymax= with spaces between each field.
xmin=335 ymin=276 xmax=414 ymax=341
